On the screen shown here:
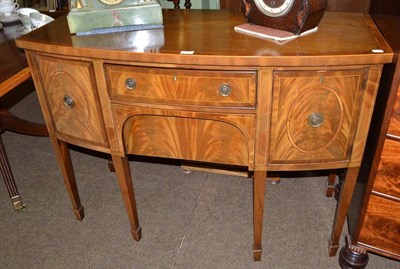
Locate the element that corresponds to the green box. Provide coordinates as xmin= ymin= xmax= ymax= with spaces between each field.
xmin=67 ymin=0 xmax=163 ymax=34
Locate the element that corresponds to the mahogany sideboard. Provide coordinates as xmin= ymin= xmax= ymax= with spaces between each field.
xmin=16 ymin=10 xmax=392 ymax=261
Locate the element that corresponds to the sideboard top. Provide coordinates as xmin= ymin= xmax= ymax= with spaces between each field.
xmin=16 ymin=10 xmax=393 ymax=67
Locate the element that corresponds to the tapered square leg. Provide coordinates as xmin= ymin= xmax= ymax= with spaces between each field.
xmin=253 ymin=170 xmax=267 ymax=261
xmin=50 ymin=138 xmax=84 ymax=221
xmin=326 ymin=172 xmax=337 ymax=197
xmin=111 ymin=154 xmax=142 ymax=241
xmin=328 ymin=167 xmax=359 ymax=256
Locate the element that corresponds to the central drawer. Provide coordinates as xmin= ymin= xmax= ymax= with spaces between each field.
xmin=105 ymin=64 xmax=256 ymax=108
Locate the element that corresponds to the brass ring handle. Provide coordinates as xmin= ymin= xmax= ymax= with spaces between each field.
xmin=308 ymin=112 xmax=324 ymax=128
xmin=63 ymin=95 xmax=75 ymax=108
xmin=219 ymin=84 xmax=232 ymax=97
xmin=125 ymin=78 xmax=137 ymax=90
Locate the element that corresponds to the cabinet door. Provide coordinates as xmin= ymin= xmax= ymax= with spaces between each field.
xmin=269 ymin=69 xmax=367 ymax=164
xmin=35 ymin=55 xmax=108 ymax=148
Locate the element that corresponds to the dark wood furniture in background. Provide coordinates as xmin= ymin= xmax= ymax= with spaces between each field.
xmin=167 ymin=0 xmax=371 ymax=12
xmin=340 ymin=1 xmax=400 ymax=268
xmin=216 ymin=0 xmax=371 ymax=13
xmin=17 ymin=10 xmax=392 ymax=262
xmin=168 ymin=0 xmax=191 ymax=9
xmin=167 ymin=0 xmax=243 ymax=10
xmin=219 ymin=0 xmax=242 ymax=11
xmin=326 ymin=0 xmax=370 ymax=13
xmin=0 ymin=22 xmax=48 ymax=211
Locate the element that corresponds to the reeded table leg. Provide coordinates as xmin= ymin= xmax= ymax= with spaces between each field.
xmin=51 ymin=138 xmax=84 ymax=220
xmin=111 ymin=154 xmax=142 ymax=241
xmin=0 ymin=136 xmax=25 ymax=211
xmin=0 ymin=105 xmax=48 ymax=211
xmin=253 ymin=170 xmax=266 ymax=261
xmin=328 ymin=167 xmax=360 ymax=256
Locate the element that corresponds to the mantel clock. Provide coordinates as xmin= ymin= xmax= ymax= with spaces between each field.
xmin=242 ymin=0 xmax=328 ymax=35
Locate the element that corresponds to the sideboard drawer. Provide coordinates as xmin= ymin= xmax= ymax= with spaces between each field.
xmin=269 ymin=69 xmax=367 ymax=164
xmin=387 ymin=87 xmax=400 ymax=137
xmin=122 ymin=113 xmax=254 ymax=166
xmin=105 ymin=65 xmax=256 ymax=108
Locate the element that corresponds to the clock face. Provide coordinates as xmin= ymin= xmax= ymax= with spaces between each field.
xmin=253 ymin=0 xmax=295 ymax=17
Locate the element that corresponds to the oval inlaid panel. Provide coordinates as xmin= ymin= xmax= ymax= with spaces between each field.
xmin=49 ymin=71 xmax=91 ymax=133
xmin=287 ymin=85 xmax=344 ymax=152
xmin=35 ymin=54 xmax=108 ymax=148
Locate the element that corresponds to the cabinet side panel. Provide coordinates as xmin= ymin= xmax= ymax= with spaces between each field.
xmin=387 ymin=84 xmax=400 ymax=137
xmin=372 ymin=139 xmax=400 ymax=199
xmin=358 ymin=195 xmax=400 ymax=259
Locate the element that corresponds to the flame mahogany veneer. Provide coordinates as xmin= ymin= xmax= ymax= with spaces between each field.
xmin=16 ymin=10 xmax=392 ymax=262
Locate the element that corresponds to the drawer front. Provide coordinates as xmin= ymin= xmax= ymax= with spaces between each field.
xmin=269 ymin=69 xmax=366 ymax=163
xmin=105 ymin=65 xmax=256 ymax=107
xmin=372 ymin=138 xmax=400 ymax=199
xmin=358 ymin=194 xmax=400 ymax=258
xmin=35 ymin=55 xmax=107 ymax=147
xmin=122 ymin=114 xmax=254 ymax=166
xmin=387 ymin=86 xmax=400 ymax=137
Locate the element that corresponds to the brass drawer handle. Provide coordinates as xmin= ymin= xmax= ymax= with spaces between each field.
xmin=125 ymin=78 xmax=137 ymax=90
xmin=308 ymin=112 xmax=324 ymax=128
xmin=219 ymin=84 xmax=232 ymax=97
xmin=63 ymin=95 xmax=75 ymax=108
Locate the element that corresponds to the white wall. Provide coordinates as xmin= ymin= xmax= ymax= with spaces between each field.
xmin=159 ymin=0 xmax=220 ymax=9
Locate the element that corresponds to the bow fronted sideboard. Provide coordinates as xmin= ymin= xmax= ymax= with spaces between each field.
xmin=16 ymin=10 xmax=392 ymax=261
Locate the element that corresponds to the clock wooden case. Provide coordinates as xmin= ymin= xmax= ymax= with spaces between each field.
xmin=242 ymin=0 xmax=328 ymax=34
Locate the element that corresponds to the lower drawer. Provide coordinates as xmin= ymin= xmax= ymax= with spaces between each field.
xmin=122 ymin=114 xmax=254 ymax=167
xmin=358 ymin=194 xmax=400 ymax=258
